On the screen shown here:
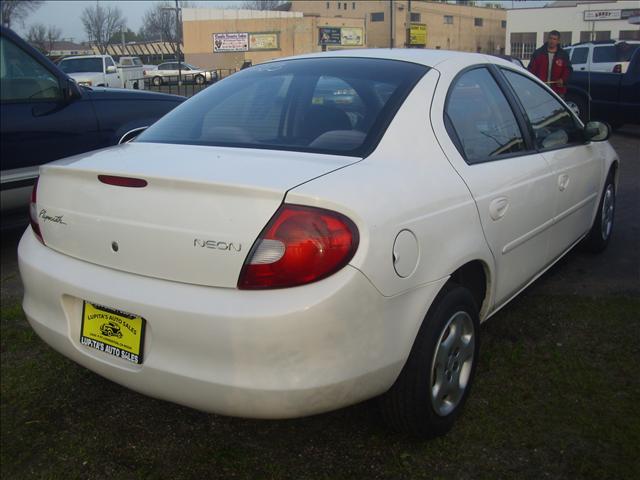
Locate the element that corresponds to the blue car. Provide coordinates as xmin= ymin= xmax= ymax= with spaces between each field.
xmin=0 ymin=26 xmax=185 ymax=225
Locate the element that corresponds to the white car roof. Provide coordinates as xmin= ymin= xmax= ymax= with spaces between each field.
xmin=60 ymin=55 xmax=108 ymax=60
xmin=268 ymin=48 xmax=514 ymax=70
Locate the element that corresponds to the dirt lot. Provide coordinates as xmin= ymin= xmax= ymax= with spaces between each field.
xmin=1 ymin=127 xmax=639 ymax=479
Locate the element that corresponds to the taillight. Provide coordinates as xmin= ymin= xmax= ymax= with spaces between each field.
xmin=238 ymin=204 xmax=359 ymax=289
xmin=29 ymin=177 xmax=44 ymax=244
xmin=98 ymin=175 xmax=148 ymax=187
xmin=612 ymin=64 xmax=622 ymax=73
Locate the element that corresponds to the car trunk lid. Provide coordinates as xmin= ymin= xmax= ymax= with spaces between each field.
xmin=37 ymin=142 xmax=358 ymax=288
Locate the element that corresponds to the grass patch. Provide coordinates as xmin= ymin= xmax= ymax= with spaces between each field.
xmin=2 ymin=294 xmax=639 ymax=479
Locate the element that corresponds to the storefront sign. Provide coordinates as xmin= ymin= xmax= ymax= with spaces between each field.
xmin=319 ymin=27 xmax=342 ymax=45
xmin=249 ymin=33 xmax=279 ymax=50
xmin=213 ymin=32 xmax=249 ymax=52
xmin=340 ymin=27 xmax=364 ymax=46
xmin=583 ymin=10 xmax=621 ymax=21
xmin=408 ymin=23 xmax=427 ymax=46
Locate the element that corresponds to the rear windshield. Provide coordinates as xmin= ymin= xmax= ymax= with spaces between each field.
xmin=59 ymin=58 xmax=103 ymax=73
xmin=136 ymin=57 xmax=428 ymax=157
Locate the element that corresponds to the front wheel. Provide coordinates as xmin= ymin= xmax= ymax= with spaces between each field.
xmin=581 ymin=172 xmax=616 ymax=253
xmin=152 ymin=76 xmax=162 ymax=87
xmin=379 ymin=284 xmax=480 ymax=438
xmin=194 ymin=74 xmax=205 ymax=85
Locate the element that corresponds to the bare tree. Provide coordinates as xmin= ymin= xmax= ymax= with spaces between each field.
xmin=27 ymin=23 xmax=62 ymax=54
xmin=81 ymin=3 xmax=126 ymax=54
xmin=139 ymin=2 xmax=192 ymax=57
xmin=1 ymin=0 xmax=43 ymax=29
xmin=242 ymin=0 xmax=286 ymax=10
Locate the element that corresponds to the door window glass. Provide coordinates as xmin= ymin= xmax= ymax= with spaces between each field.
xmin=0 ymin=36 xmax=61 ymax=102
xmin=445 ymin=67 xmax=526 ymax=163
xmin=593 ymin=46 xmax=617 ymax=63
xmin=502 ymin=70 xmax=583 ymax=150
xmin=105 ymin=57 xmax=115 ymax=68
xmin=571 ymin=47 xmax=588 ymax=64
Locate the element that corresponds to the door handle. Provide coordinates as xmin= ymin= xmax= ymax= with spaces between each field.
xmin=558 ymin=173 xmax=570 ymax=191
xmin=489 ymin=197 xmax=509 ymax=221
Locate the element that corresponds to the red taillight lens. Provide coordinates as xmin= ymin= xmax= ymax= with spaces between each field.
xmin=29 ymin=177 xmax=44 ymax=244
xmin=612 ymin=64 xmax=622 ymax=73
xmin=238 ymin=204 xmax=359 ymax=289
xmin=98 ymin=175 xmax=148 ymax=188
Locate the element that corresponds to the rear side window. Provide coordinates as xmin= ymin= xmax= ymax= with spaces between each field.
xmin=59 ymin=57 xmax=103 ymax=73
xmin=502 ymin=70 xmax=583 ymax=150
xmin=137 ymin=58 xmax=428 ymax=157
xmin=571 ymin=47 xmax=588 ymax=64
xmin=593 ymin=46 xmax=616 ymax=63
xmin=105 ymin=57 xmax=115 ymax=68
xmin=445 ymin=67 xmax=526 ymax=164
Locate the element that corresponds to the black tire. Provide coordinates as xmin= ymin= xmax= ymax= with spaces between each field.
xmin=379 ymin=283 xmax=480 ymax=438
xmin=195 ymin=74 xmax=205 ymax=85
xmin=152 ymin=76 xmax=162 ymax=87
xmin=581 ymin=171 xmax=616 ymax=253
xmin=566 ymin=93 xmax=588 ymax=123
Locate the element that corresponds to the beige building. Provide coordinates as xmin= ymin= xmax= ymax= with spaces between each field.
xmin=182 ymin=8 xmax=365 ymax=70
xmin=290 ymin=0 xmax=507 ymax=53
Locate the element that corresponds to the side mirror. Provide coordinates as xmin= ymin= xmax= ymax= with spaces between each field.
xmin=584 ymin=121 xmax=610 ymax=142
xmin=106 ymin=65 xmax=117 ymax=74
xmin=63 ymin=79 xmax=82 ymax=102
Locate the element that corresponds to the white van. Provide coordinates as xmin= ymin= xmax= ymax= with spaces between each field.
xmin=565 ymin=40 xmax=640 ymax=73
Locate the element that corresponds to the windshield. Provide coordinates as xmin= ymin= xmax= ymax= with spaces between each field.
xmin=137 ymin=57 xmax=428 ymax=157
xmin=59 ymin=58 xmax=103 ymax=73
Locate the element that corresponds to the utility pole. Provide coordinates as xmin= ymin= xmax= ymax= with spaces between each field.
xmin=389 ymin=0 xmax=394 ymax=48
xmin=175 ymin=0 xmax=181 ymax=89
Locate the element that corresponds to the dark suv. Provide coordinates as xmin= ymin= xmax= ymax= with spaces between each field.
xmin=0 ymin=26 xmax=185 ymax=225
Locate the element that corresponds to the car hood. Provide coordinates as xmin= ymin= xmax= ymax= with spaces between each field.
xmin=85 ymin=87 xmax=185 ymax=102
xmin=68 ymin=72 xmax=104 ymax=84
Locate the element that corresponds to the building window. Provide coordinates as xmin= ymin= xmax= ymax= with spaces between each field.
xmin=620 ymin=30 xmax=640 ymax=41
xmin=543 ymin=31 xmax=572 ymax=47
xmin=474 ymin=18 xmax=483 ymax=27
xmin=501 ymin=20 xmax=506 ymax=28
xmin=336 ymin=1 xmax=340 ymax=8
xmin=344 ymin=2 xmax=347 ymax=9
xmin=444 ymin=15 xmax=453 ymax=24
xmin=410 ymin=12 xmax=421 ymax=22
xmin=371 ymin=12 xmax=384 ymax=22
xmin=352 ymin=2 xmax=356 ymax=9
xmin=510 ymin=32 xmax=537 ymax=60
xmin=326 ymin=2 xmax=330 ymax=8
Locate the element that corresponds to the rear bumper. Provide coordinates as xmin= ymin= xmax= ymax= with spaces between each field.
xmin=18 ymin=228 xmax=446 ymax=418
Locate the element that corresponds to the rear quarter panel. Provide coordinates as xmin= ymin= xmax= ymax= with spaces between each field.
xmin=286 ymin=69 xmax=494 ymax=307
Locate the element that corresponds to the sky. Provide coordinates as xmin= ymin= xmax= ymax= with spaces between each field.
xmin=15 ymin=0 xmax=549 ymax=43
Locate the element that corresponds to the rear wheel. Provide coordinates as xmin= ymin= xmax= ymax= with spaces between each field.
xmin=581 ymin=171 xmax=616 ymax=253
xmin=152 ymin=76 xmax=162 ymax=87
xmin=195 ymin=74 xmax=205 ymax=85
xmin=379 ymin=284 xmax=480 ymax=438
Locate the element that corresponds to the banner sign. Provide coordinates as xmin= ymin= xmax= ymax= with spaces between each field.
xmin=213 ymin=33 xmax=249 ymax=52
xmin=340 ymin=27 xmax=364 ymax=46
xmin=249 ymin=33 xmax=279 ymax=50
xmin=408 ymin=23 xmax=427 ymax=46
xmin=319 ymin=27 xmax=342 ymax=45
xmin=583 ymin=10 xmax=621 ymax=21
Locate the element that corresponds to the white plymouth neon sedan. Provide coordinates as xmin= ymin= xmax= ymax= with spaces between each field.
xmin=19 ymin=50 xmax=618 ymax=438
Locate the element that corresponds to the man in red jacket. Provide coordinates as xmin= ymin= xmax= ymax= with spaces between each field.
xmin=527 ymin=30 xmax=572 ymax=97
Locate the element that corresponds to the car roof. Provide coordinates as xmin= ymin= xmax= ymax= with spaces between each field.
xmin=269 ymin=48 xmax=512 ymax=70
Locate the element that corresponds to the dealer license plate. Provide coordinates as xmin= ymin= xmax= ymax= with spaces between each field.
xmin=80 ymin=302 xmax=146 ymax=364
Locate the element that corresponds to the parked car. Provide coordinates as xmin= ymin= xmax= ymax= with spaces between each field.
xmin=19 ymin=50 xmax=618 ymax=438
xmin=567 ymin=47 xmax=640 ymax=128
xmin=145 ymin=62 xmax=217 ymax=86
xmin=58 ymin=54 xmax=123 ymax=88
xmin=564 ymin=40 xmax=640 ymax=73
xmin=0 ymin=26 xmax=185 ymax=222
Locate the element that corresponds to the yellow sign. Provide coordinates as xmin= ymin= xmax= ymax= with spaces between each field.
xmin=409 ymin=23 xmax=427 ymax=46
xmin=80 ymin=302 xmax=146 ymax=364
xmin=340 ymin=27 xmax=364 ymax=46
xmin=249 ymin=33 xmax=279 ymax=50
